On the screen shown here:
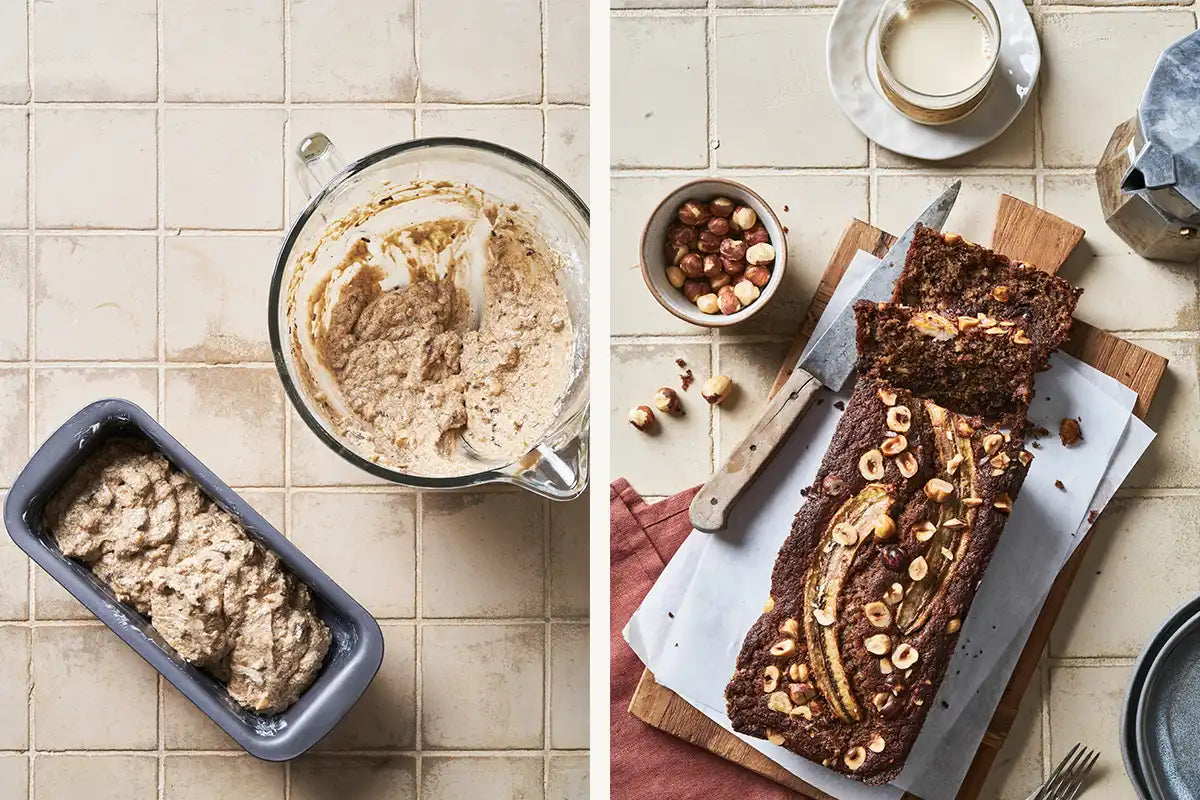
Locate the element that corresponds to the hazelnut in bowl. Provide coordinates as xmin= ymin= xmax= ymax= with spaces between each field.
xmin=640 ymin=179 xmax=786 ymax=327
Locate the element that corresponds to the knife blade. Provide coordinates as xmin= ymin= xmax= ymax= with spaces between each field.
xmin=798 ymin=180 xmax=961 ymax=391
xmin=689 ymin=181 xmax=961 ymax=533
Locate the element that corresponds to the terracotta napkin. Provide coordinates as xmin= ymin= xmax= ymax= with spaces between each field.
xmin=610 ymin=477 xmax=798 ymax=799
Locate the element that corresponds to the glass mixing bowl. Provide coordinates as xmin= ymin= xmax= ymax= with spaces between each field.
xmin=269 ymin=135 xmax=589 ymax=500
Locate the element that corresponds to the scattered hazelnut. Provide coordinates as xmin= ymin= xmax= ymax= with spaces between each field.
xmin=881 ymin=434 xmax=907 ymax=456
xmin=763 ymin=665 xmax=780 ymax=693
xmin=832 ymin=522 xmax=859 ymax=547
xmin=792 ymin=663 xmax=809 ymax=682
xmin=908 ymin=556 xmax=929 ymax=582
xmin=887 ymin=405 xmax=912 ymax=433
xmin=962 ymin=497 xmax=983 ymax=507
xmin=982 ymin=433 xmax=1004 ymax=456
xmin=770 ymin=638 xmax=796 ymax=657
xmin=717 ymin=285 xmax=742 ymax=315
xmin=779 ymin=617 xmax=800 ymax=638
xmin=682 ymin=279 xmax=709 ymax=303
xmin=941 ymin=517 xmax=965 ymax=529
xmin=858 ymin=449 xmax=885 ymax=480
xmin=985 ymin=326 xmax=1007 ymax=336
xmin=744 ymin=265 xmax=771 ymax=288
xmin=883 ymin=582 xmax=904 ymax=605
xmin=844 ymin=746 xmax=867 ymax=771
xmin=822 ymin=474 xmax=845 ymax=496
xmin=722 ymin=257 xmax=746 ymax=276
xmin=946 ymin=618 xmax=962 ymax=634
xmin=1013 ymin=330 xmax=1033 ymax=345
xmin=669 ymin=224 xmax=697 ymax=247
xmin=696 ymin=293 xmax=720 ymax=314
xmin=940 ymin=546 xmax=956 ymax=561
xmin=813 ymin=608 xmax=835 ymax=627
xmin=763 ymin=595 xmax=775 ymax=613
xmin=653 ymin=386 xmax=682 ymax=414
xmin=788 ymin=682 xmax=815 ymax=705
xmin=678 ymin=200 xmax=709 ymax=226
xmin=709 ymin=273 xmax=731 ymax=290
xmin=707 ymin=217 xmax=731 ymax=237
xmin=664 ymin=265 xmax=686 ymax=289
xmin=746 ymin=242 xmax=776 ymax=266
xmin=990 ymin=452 xmax=1011 ymax=470
xmin=958 ymin=315 xmax=980 ymax=331
xmin=892 ymin=643 xmax=919 ymax=670
xmin=701 ymin=375 xmax=733 ymax=404
xmin=877 ymin=387 xmax=898 ymax=406
xmin=698 ymin=230 xmax=722 ymax=253
xmin=872 ymin=692 xmax=891 ymax=711
xmin=863 ymin=601 xmax=892 ymax=628
xmin=1018 ymin=450 xmax=1033 ymax=467
xmin=790 ymin=704 xmax=813 ymax=721
xmin=924 ymin=478 xmax=954 ymax=503
xmin=628 ymin=405 xmax=655 ymax=431
xmin=873 ymin=515 xmax=896 ymax=542
xmin=719 ymin=237 xmax=747 ymax=261
xmin=865 ymin=634 xmax=892 ymax=656
xmin=766 ymin=730 xmax=786 ymax=746
xmin=943 ymin=232 xmax=962 ymax=243
xmin=912 ymin=521 xmax=936 ymax=542
xmin=670 ymin=244 xmax=690 ymax=265
xmin=880 ymin=658 xmax=894 ymax=675
xmin=896 ymin=451 xmax=918 ymax=479
xmin=702 ymin=254 xmax=723 ymax=278
xmin=733 ymin=280 xmax=760 ymax=306
xmin=868 ymin=734 xmax=886 ymax=753
xmin=743 ymin=225 xmax=770 ymax=246
xmin=679 ymin=252 xmax=704 ymax=278
xmin=991 ymin=285 xmax=1010 ymax=302
xmin=993 ymin=493 xmax=1013 ymax=514
xmin=731 ymin=206 xmax=757 ymax=231
xmin=945 ymin=453 xmax=964 ymax=475
xmin=709 ymin=197 xmax=735 ymax=217
xmin=767 ymin=691 xmax=793 ymax=714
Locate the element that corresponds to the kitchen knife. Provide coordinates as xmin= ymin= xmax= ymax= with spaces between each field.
xmin=689 ymin=181 xmax=961 ymax=533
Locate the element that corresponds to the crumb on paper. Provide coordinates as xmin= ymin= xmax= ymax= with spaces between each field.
xmin=1088 ymin=509 xmax=1099 ymax=524
xmin=1059 ymin=417 xmax=1083 ymax=447
xmin=1031 ymin=425 xmax=1050 ymax=439
xmin=1054 ymin=479 xmax=1066 ymax=491
xmin=1031 ymin=441 xmax=1042 ymax=449
xmin=833 ymin=400 xmax=845 ymax=411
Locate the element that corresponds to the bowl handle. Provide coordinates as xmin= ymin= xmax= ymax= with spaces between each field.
xmin=501 ymin=408 xmax=589 ymax=501
xmin=296 ymin=132 xmax=346 ymax=201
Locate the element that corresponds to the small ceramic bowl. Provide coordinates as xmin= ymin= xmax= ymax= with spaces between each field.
xmin=639 ymin=179 xmax=787 ymax=328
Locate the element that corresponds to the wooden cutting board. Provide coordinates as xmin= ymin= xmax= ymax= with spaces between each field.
xmin=627 ymin=195 xmax=1168 ymax=799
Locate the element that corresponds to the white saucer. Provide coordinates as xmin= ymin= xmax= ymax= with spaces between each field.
xmin=826 ymin=0 xmax=1040 ymax=161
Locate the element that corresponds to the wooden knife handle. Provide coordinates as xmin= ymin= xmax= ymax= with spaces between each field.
xmin=689 ymin=367 xmax=824 ymax=532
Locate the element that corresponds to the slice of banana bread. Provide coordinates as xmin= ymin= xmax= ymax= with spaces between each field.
xmin=854 ymin=301 xmax=1039 ymax=431
xmin=894 ymin=225 xmax=1082 ymax=368
xmin=725 ymin=377 xmax=1031 ymax=785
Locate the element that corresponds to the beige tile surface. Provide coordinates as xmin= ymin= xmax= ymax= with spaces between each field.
xmin=35 ymin=109 xmax=157 ymax=229
xmin=423 ymin=757 xmax=545 ymax=799
xmin=876 ymin=104 xmax=1036 ymax=169
xmin=34 ymin=754 xmax=157 ymax=800
xmin=1048 ymin=665 xmax=1132 ymax=798
xmin=0 ymin=755 xmax=27 ymax=800
xmin=34 ymin=236 xmax=158 ymax=360
xmin=611 ymin=16 xmax=708 ymax=168
xmin=33 ymin=626 xmax=158 ymax=750
xmin=10 ymin=1 xmax=587 ymax=793
xmin=0 ymin=236 xmax=27 ymax=361
xmin=419 ymin=0 xmax=542 ymax=103
xmin=163 ymin=367 xmax=285 ymax=486
xmin=290 ymin=0 xmax=416 ymax=102
xmin=291 ymin=756 xmax=416 ymax=800
xmin=315 ymin=624 xmax=416 ymax=751
xmin=550 ymin=623 xmax=589 ymax=749
xmin=715 ymin=340 xmax=792 ymax=459
xmin=1040 ymin=11 xmax=1196 ymax=167
xmin=0 ymin=111 xmax=27 ymax=228
xmin=32 ymin=0 xmax=157 ymax=101
xmin=422 ymin=492 xmax=545 ymax=618
xmin=164 ymin=236 xmax=278 ymax=362
xmin=163 ymin=0 xmax=284 ymax=102
xmin=978 ymin=672 xmax=1043 ymax=800
xmin=0 ymin=627 xmax=29 ymax=750
xmin=714 ymin=15 xmax=867 ymax=168
xmin=291 ymin=493 xmax=417 ymax=618
xmin=164 ymin=755 xmax=285 ymax=800
xmin=163 ymin=109 xmax=284 ymax=230
xmin=547 ymin=753 xmax=589 ymax=800
xmin=1126 ymin=338 xmax=1200 ymax=489
xmin=422 ymin=624 xmax=545 ymax=749
xmin=1053 ymin=496 xmax=1200 ymax=658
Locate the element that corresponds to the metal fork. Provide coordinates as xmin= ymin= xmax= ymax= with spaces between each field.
xmin=1025 ymin=743 xmax=1101 ymax=800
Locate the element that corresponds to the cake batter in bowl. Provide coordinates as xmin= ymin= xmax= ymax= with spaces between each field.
xmin=269 ymin=137 xmax=589 ymax=499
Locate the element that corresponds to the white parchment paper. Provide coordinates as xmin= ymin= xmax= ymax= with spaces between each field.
xmin=624 ymin=250 xmax=1155 ymax=800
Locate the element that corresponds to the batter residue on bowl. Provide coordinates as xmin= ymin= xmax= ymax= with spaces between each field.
xmin=295 ymin=184 xmax=574 ymax=477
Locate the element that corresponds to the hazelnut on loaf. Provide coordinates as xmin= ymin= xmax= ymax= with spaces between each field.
xmin=894 ymin=226 xmax=1082 ymax=368
xmin=725 ymin=378 xmax=1030 ymax=785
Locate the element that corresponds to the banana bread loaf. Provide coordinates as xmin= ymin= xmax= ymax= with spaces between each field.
xmin=894 ymin=225 xmax=1082 ymax=367
xmin=725 ymin=377 xmax=1031 ymax=785
xmin=854 ymin=301 xmax=1039 ymax=430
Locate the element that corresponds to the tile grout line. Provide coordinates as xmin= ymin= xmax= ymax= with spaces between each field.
xmin=155 ymin=1 xmax=166 ymax=795
xmin=541 ymin=0 xmax=550 ymax=166
xmin=282 ymin=0 xmax=292 ymax=796
xmin=0 ymin=100 xmax=590 ymax=111
xmin=541 ymin=0 xmax=552 ymax=790
xmin=706 ymin=0 xmax=720 ymax=471
xmin=24 ymin=0 xmax=35 ymax=794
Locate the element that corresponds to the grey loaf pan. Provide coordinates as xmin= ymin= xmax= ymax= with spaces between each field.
xmin=3 ymin=398 xmax=384 ymax=761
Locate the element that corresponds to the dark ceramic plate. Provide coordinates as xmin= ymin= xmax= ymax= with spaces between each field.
xmin=1136 ymin=606 xmax=1200 ymax=799
xmin=4 ymin=399 xmax=384 ymax=761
